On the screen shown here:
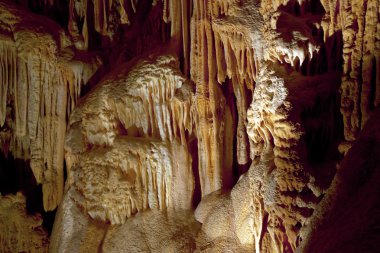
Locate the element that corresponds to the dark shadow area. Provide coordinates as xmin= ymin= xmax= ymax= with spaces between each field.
xmin=369 ymin=56 xmax=377 ymax=110
xmin=13 ymin=0 xmax=70 ymax=28
xmin=301 ymin=111 xmax=380 ymax=253
xmin=304 ymin=0 xmax=325 ymax=15
xmin=0 ymin=152 xmax=56 ymax=234
xmin=302 ymin=93 xmax=343 ymax=189
xmin=189 ymin=138 xmax=201 ymax=208
xmin=79 ymin=0 xmax=170 ymax=99
xmin=279 ymin=0 xmax=325 ymax=16
xmin=220 ymin=79 xmax=253 ymax=187
xmin=42 ymin=210 xmax=57 ymax=236
xmin=302 ymin=92 xmax=344 ymax=164
xmin=298 ymin=30 xmax=344 ymax=189
xmin=300 ymin=30 xmax=343 ymax=77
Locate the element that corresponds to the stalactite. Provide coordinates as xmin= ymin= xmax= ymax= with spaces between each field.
xmin=66 ymin=55 xmax=194 ymax=150
xmin=190 ymin=0 xmax=232 ymax=196
xmin=187 ymin=1 xmax=343 ymax=252
xmin=70 ymin=137 xmax=194 ymax=225
xmin=1 ymin=0 xmax=379 ymax=252
xmin=119 ymin=0 xmax=130 ymax=24
xmin=64 ymin=54 xmax=195 ymax=225
xmin=232 ymin=76 xmax=250 ymax=165
xmin=189 ymin=0 xmax=320 ymax=186
xmin=320 ymin=0 xmax=380 ymax=144
xmin=243 ymin=65 xmax=343 ymax=253
xmin=0 ymin=1 xmax=101 ymax=211
xmin=0 ymin=36 xmax=17 ymax=128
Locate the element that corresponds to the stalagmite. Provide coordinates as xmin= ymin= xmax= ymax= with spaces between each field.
xmin=0 ymin=193 xmax=49 ymax=253
xmin=188 ymin=1 xmax=345 ymax=252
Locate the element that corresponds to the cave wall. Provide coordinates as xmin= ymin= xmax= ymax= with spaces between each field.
xmin=0 ymin=0 xmax=379 ymax=252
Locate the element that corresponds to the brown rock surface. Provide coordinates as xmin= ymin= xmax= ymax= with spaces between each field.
xmin=0 ymin=1 xmax=101 ymax=211
xmin=0 ymin=0 xmax=379 ymax=252
xmin=298 ymin=109 xmax=380 ymax=253
xmin=0 ymin=192 xmax=49 ymax=253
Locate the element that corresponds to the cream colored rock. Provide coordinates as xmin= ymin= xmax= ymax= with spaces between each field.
xmin=188 ymin=1 xmax=322 ymax=248
xmin=61 ymin=54 xmax=195 ymax=228
xmin=0 ymin=192 xmax=49 ymax=253
xmin=196 ymin=191 xmax=235 ymax=240
xmin=65 ymin=54 xmax=194 ymax=156
xmin=103 ymin=210 xmax=200 ymax=252
xmin=1 ymin=0 xmax=379 ymax=252
xmin=52 ymin=190 xmax=198 ymax=253
xmin=195 ymin=190 xmax=226 ymax=224
xmin=50 ymin=188 xmax=107 ymax=253
xmin=190 ymin=0 xmax=320 ymax=198
xmin=196 ymin=63 xmax=342 ymax=252
xmin=231 ymin=174 xmax=255 ymax=246
xmin=245 ymin=64 xmax=341 ymax=252
xmin=0 ymin=1 xmax=101 ymax=211
xmin=71 ymin=137 xmax=194 ymax=225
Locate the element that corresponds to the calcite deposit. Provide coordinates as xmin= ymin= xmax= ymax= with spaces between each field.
xmin=63 ymin=54 xmax=195 ymax=225
xmin=0 ymin=0 xmax=379 ymax=252
xmin=0 ymin=192 xmax=49 ymax=253
xmin=0 ymin=1 xmax=101 ymax=211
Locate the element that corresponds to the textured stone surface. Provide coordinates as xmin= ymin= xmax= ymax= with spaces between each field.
xmin=49 ymin=188 xmax=108 ymax=253
xmin=0 ymin=1 xmax=101 ymax=211
xmin=0 ymin=0 xmax=379 ymax=252
xmin=64 ymin=54 xmax=195 ymax=225
xmin=0 ymin=192 xmax=49 ymax=253
xmin=298 ymin=109 xmax=380 ymax=253
xmin=103 ymin=210 xmax=200 ymax=252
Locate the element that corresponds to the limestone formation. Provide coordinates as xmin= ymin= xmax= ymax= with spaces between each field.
xmin=63 ymin=54 xmax=195 ymax=226
xmin=0 ymin=0 xmax=379 ymax=252
xmin=51 ymin=188 xmax=200 ymax=253
xmin=298 ymin=109 xmax=380 ymax=253
xmin=0 ymin=1 xmax=101 ymax=211
xmin=316 ymin=0 xmax=380 ymax=150
xmin=0 ymin=192 xmax=49 ymax=253
xmin=49 ymin=188 xmax=108 ymax=253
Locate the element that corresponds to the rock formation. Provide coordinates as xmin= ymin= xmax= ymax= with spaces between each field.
xmin=0 ymin=192 xmax=49 ymax=253
xmin=0 ymin=0 xmax=379 ymax=252
xmin=0 ymin=1 xmax=101 ymax=211
xmin=64 ymin=54 xmax=195 ymax=225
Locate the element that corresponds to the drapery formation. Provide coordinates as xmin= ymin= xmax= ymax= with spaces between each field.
xmin=0 ymin=0 xmax=379 ymax=252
